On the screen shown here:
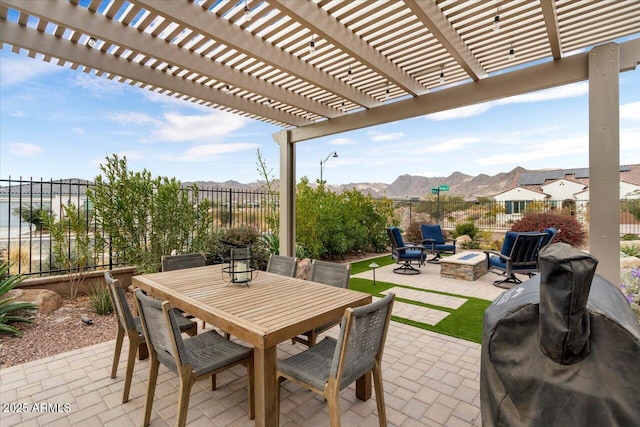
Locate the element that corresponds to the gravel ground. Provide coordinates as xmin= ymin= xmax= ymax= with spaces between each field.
xmin=0 ymin=294 xmax=125 ymax=369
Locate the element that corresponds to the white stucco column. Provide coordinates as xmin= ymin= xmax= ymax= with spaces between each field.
xmin=272 ymin=129 xmax=296 ymax=257
xmin=588 ymin=43 xmax=620 ymax=284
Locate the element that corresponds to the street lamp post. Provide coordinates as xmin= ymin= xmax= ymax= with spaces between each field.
xmin=319 ymin=151 xmax=338 ymax=183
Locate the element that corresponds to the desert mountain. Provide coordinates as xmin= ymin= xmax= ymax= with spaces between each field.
xmin=185 ymin=166 xmax=528 ymax=200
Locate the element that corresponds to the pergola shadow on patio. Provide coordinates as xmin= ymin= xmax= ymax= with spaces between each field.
xmin=0 ymin=261 xmax=504 ymax=427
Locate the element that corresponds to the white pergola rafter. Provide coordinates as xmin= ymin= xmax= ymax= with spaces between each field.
xmin=271 ymin=0 xmax=427 ymax=96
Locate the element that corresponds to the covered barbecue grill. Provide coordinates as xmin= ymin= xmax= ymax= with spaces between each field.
xmin=481 ymin=243 xmax=640 ymax=426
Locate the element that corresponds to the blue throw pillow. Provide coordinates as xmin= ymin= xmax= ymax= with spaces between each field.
xmin=501 ymin=231 xmax=518 ymax=256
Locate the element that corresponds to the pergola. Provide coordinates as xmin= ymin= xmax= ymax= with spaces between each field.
xmin=1 ymin=0 xmax=639 ymax=286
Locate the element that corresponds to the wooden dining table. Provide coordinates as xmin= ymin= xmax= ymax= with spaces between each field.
xmin=132 ymin=263 xmax=373 ymax=427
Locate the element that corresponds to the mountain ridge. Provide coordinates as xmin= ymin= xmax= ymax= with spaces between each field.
xmin=185 ymin=166 xmax=529 ymax=200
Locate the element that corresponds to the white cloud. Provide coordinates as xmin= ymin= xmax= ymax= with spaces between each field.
xmin=475 ymin=136 xmax=587 ymax=166
xmin=424 ymin=137 xmax=480 ymax=153
xmin=426 ymin=82 xmax=589 ymax=121
xmin=0 ymin=56 xmax=61 ymax=86
xmin=9 ymin=142 xmax=43 ymax=157
xmin=329 ymin=137 xmax=355 ymax=145
xmin=106 ymin=111 xmax=159 ymax=126
xmin=72 ymin=127 xmax=86 ymax=136
xmin=73 ymin=74 xmax=123 ymax=97
xmin=10 ymin=110 xmax=26 ymax=117
xmin=152 ymin=111 xmax=248 ymax=142
xmin=621 ymin=101 xmax=640 ymax=121
xmin=174 ymin=142 xmax=259 ymax=162
xmin=427 ymin=103 xmax=492 ymax=121
xmin=370 ymin=132 xmax=405 ymax=142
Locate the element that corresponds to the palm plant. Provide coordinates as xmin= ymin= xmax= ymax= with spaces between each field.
xmin=0 ymin=262 xmax=38 ymax=336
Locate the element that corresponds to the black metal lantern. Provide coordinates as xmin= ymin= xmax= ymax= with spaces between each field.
xmin=223 ymin=244 xmax=256 ymax=286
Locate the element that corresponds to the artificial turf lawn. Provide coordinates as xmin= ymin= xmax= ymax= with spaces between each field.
xmin=349 ymin=256 xmax=491 ymax=343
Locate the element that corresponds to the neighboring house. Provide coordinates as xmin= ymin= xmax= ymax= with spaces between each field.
xmin=492 ymin=165 xmax=640 ymax=225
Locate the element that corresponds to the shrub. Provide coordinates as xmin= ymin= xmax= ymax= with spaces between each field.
xmin=622 ymin=233 xmax=639 ymax=241
xmin=620 ymin=268 xmax=640 ymax=322
xmin=404 ymin=222 xmax=423 ymax=244
xmin=511 ymin=211 xmax=586 ymax=247
xmin=89 ymin=282 xmax=113 ymax=315
xmin=452 ymin=222 xmax=479 ymax=240
xmin=621 ymin=245 xmax=640 ymax=258
xmin=0 ymin=262 xmax=38 ymax=336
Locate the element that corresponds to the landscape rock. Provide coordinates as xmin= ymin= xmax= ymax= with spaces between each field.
xmin=620 ymin=256 xmax=640 ymax=270
xmin=456 ymin=235 xmax=472 ymax=246
xmin=5 ymin=288 xmax=62 ymax=315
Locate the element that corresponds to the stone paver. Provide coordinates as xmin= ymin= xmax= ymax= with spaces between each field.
xmin=0 ymin=260 xmax=503 ymax=426
xmin=382 ymin=286 xmax=467 ymax=309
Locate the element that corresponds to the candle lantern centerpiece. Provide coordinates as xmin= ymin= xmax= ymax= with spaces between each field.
xmin=223 ymin=244 xmax=257 ymax=286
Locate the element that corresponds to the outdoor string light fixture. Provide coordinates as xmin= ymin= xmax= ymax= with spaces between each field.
xmin=244 ymin=0 xmax=252 ymax=21
xmin=493 ymin=7 xmax=501 ymax=31
xmin=309 ymin=35 xmax=316 ymax=54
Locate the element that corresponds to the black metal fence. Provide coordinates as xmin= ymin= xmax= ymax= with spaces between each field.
xmin=0 ymin=177 xmax=277 ymax=277
xmin=391 ymin=197 xmax=640 ymax=237
xmin=3 ymin=177 xmax=639 ymax=277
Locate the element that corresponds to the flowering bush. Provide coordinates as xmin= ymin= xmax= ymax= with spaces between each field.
xmin=620 ymin=268 xmax=640 ymax=322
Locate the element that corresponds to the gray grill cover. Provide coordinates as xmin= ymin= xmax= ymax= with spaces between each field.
xmin=481 ymin=243 xmax=640 ymax=426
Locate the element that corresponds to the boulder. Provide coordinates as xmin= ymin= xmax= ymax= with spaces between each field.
xmin=620 ymin=256 xmax=640 ymax=270
xmin=5 ymin=288 xmax=62 ymax=315
xmin=456 ymin=235 xmax=472 ymax=246
xmin=296 ymin=258 xmax=312 ymax=281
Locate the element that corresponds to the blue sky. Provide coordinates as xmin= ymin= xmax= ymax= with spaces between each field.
xmin=1 ymin=46 xmax=639 ymax=187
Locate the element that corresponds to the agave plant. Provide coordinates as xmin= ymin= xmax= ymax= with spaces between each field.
xmin=0 ymin=261 xmax=38 ymax=336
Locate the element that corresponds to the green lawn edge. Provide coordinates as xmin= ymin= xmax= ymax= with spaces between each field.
xmin=348 ymin=277 xmax=491 ymax=343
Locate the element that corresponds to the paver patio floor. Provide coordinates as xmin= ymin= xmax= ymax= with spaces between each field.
xmin=1 ymin=259 xmax=512 ymax=426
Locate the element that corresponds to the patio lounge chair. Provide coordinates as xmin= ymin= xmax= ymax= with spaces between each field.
xmin=266 ymin=254 xmax=298 ymax=277
xmin=134 ymin=289 xmax=254 ymax=427
xmin=484 ymin=231 xmax=548 ymax=289
xmin=420 ymin=224 xmax=457 ymax=262
xmin=293 ymin=260 xmax=351 ymax=347
xmin=104 ymin=271 xmax=196 ymax=404
xmin=277 ymin=293 xmax=395 ymax=427
xmin=386 ymin=226 xmax=427 ymax=275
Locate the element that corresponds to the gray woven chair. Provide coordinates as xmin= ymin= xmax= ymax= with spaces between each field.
xmin=266 ymin=254 xmax=298 ymax=277
xmin=104 ymin=271 xmax=196 ymax=404
xmin=277 ymin=293 xmax=395 ymax=427
xmin=161 ymin=253 xmax=207 ymax=327
xmin=134 ymin=289 xmax=254 ymax=427
xmin=161 ymin=252 xmax=207 ymax=271
xmin=293 ymin=260 xmax=351 ymax=347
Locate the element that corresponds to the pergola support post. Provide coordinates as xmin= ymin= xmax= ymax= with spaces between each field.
xmin=588 ymin=43 xmax=620 ymax=284
xmin=273 ymin=129 xmax=296 ymax=257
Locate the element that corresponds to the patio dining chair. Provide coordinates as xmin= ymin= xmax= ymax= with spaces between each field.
xmin=386 ymin=226 xmax=427 ymax=274
xmin=104 ymin=271 xmax=197 ymax=404
xmin=293 ymin=260 xmax=351 ymax=347
xmin=484 ymin=231 xmax=548 ymax=289
xmin=420 ymin=223 xmax=457 ymax=262
xmin=161 ymin=252 xmax=207 ymax=328
xmin=277 ymin=293 xmax=395 ymax=427
xmin=266 ymin=254 xmax=298 ymax=277
xmin=134 ymin=289 xmax=254 ymax=427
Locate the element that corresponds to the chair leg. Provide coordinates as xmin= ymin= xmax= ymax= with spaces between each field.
xmin=176 ymin=371 xmax=195 ymax=427
xmin=325 ymin=378 xmax=342 ymax=427
xmin=211 ymin=374 xmax=217 ymax=391
xmin=392 ymin=261 xmax=420 ymax=275
xmin=122 ymin=338 xmax=140 ymax=403
xmin=111 ymin=326 xmax=125 ymax=379
xmin=185 ymin=323 xmax=197 ymax=337
xmin=372 ymin=364 xmax=387 ymax=427
xmin=143 ymin=359 xmax=160 ymax=427
xmin=493 ymin=274 xmax=522 ymax=289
